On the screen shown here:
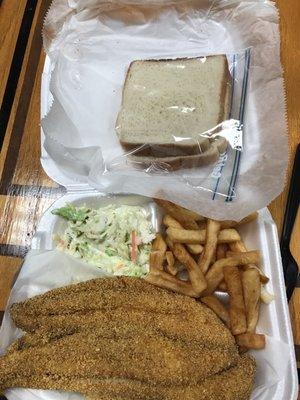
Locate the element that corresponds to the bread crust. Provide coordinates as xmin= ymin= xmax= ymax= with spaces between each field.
xmin=121 ymin=137 xmax=211 ymax=157
xmin=128 ymin=138 xmax=227 ymax=171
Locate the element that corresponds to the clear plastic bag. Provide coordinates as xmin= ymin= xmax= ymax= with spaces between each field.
xmin=112 ymin=51 xmax=248 ymax=200
xmin=41 ymin=0 xmax=288 ymax=220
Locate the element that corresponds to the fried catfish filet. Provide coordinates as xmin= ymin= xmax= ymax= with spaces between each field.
xmin=1 ymin=277 xmax=256 ymax=399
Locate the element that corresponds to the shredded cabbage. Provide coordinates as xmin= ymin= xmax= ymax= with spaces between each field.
xmin=52 ymin=204 xmax=155 ymax=276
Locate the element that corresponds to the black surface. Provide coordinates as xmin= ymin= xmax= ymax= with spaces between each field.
xmin=280 ymin=143 xmax=300 ymax=301
xmin=3 ymin=184 xmax=67 ymax=198
xmin=0 ymin=244 xmax=29 ymax=258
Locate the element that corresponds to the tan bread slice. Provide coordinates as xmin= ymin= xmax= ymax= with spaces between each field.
xmin=129 ymin=137 xmax=227 ymax=171
xmin=116 ymin=55 xmax=231 ymax=157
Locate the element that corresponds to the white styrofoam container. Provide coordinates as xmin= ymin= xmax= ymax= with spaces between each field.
xmin=5 ymin=48 xmax=298 ymax=398
xmin=1 ymin=192 xmax=298 ymax=399
xmin=16 ymin=194 xmax=298 ymax=400
xmin=1 ymin=37 xmax=297 ymax=398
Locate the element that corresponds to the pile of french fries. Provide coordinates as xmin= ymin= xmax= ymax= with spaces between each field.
xmin=145 ymin=199 xmax=275 ymax=351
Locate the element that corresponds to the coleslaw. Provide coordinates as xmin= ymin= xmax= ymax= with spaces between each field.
xmin=52 ymin=203 xmax=155 ymax=276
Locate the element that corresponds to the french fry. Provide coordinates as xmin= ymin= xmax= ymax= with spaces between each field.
xmin=166 ymin=251 xmax=175 ymax=267
xmin=201 ymin=295 xmax=230 ymax=327
xmin=224 ymin=265 xmax=247 ymax=335
xmin=163 ymin=215 xmax=203 ymax=254
xmin=217 ymin=280 xmax=227 ymax=292
xmin=255 ymin=270 xmax=269 ymax=284
xmin=240 ymin=212 xmax=258 ymax=224
xmin=159 ymin=199 xmax=204 ymax=221
xmin=155 ymin=199 xmax=204 ymax=227
xmin=165 ymin=236 xmax=184 ymax=273
xmin=218 ymin=229 xmax=240 ymax=243
xmin=166 ymin=227 xmax=241 ymax=245
xmin=171 ymin=243 xmax=207 ymax=296
xmin=146 ymin=203 xmax=268 ymax=353
xmin=187 ymin=243 xmax=204 ymax=255
xmin=150 ymin=234 xmax=167 ymax=271
xmin=235 ymin=332 xmax=266 ymax=349
xmin=211 ymin=252 xmax=216 ymax=265
xmin=260 ymin=286 xmax=275 ymax=304
xmin=229 ymin=241 xmax=248 ymax=253
xmin=220 ymin=212 xmax=258 ymax=229
xmin=152 ymin=233 xmax=167 ymax=253
xmin=202 ymin=251 xmax=260 ymax=296
xmin=186 ymin=244 xmax=203 ymax=255
xmin=216 ymin=243 xmax=228 ymax=260
xmin=198 ymin=219 xmax=221 ymax=274
xmin=183 ymin=220 xmax=200 ymax=230
xmin=145 ymin=269 xmax=198 ymax=297
xmin=242 ymin=268 xmax=260 ymax=333
xmin=229 ymin=240 xmax=269 ymax=284
xmin=165 ymin=235 xmax=173 ymax=247
xmin=226 ymin=250 xmax=236 ymax=257
xmin=165 ymin=251 xmax=177 ymax=276
xmin=150 ymin=251 xmax=165 ymax=271
xmin=163 ymin=214 xmax=182 ymax=229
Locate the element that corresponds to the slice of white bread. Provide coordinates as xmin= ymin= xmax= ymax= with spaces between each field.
xmin=116 ymin=55 xmax=231 ymax=157
xmin=129 ymin=137 xmax=227 ymax=171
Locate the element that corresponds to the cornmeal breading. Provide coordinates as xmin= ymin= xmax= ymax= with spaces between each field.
xmin=1 ymin=277 xmax=256 ymax=399
xmin=10 ymin=277 xmax=205 ymax=331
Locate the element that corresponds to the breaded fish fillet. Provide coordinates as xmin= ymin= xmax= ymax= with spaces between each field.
xmin=85 ymin=356 xmax=256 ymax=400
xmin=1 ymin=277 xmax=256 ymax=399
xmin=2 ymin=356 xmax=255 ymax=400
xmin=10 ymin=277 xmax=206 ymax=332
xmin=1 ymin=331 xmax=238 ymax=387
xmin=9 ymin=307 xmax=236 ymax=352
